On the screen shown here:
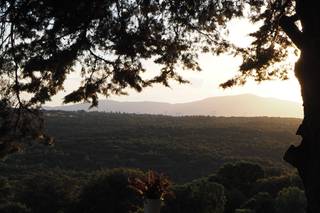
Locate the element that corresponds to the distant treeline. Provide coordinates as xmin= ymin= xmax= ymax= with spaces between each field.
xmin=1 ymin=111 xmax=301 ymax=182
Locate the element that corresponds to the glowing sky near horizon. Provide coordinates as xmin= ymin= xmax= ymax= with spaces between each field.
xmin=46 ymin=19 xmax=303 ymax=107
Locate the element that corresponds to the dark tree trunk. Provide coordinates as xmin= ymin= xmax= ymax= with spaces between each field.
xmin=283 ymin=1 xmax=320 ymax=212
xmin=284 ymin=47 xmax=320 ymax=213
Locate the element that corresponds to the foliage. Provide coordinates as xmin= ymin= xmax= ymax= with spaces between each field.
xmin=235 ymin=209 xmax=253 ymax=213
xmin=162 ymin=179 xmax=225 ymax=213
xmin=129 ymin=170 xmax=173 ymax=200
xmin=0 ymin=202 xmax=31 ymax=213
xmin=0 ymin=0 xmax=268 ymax=108
xmin=213 ymin=161 xmax=265 ymax=196
xmin=275 ymin=187 xmax=307 ymax=213
xmin=0 ymin=0 xmax=299 ymax=154
xmin=209 ymin=162 xmax=266 ymax=212
xmin=241 ymin=192 xmax=276 ymax=213
xmin=222 ymin=188 xmax=247 ymax=213
xmin=0 ymin=177 xmax=14 ymax=203
xmin=76 ymin=168 xmax=143 ymax=213
xmin=15 ymin=171 xmax=80 ymax=213
xmin=253 ymin=173 xmax=303 ymax=196
xmin=0 ymin=161 xmax=307 ymax=213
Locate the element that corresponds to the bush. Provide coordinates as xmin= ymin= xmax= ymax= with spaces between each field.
xmin=76 ymin=168 xmax=144 ymax=213
xmin=241 ymin=192 xmax=276 ymax=213
xmin=16 ymin=171 xmax=80 ymax=213
xmin=254 ymin=174 xmax=302 ymax=196
xmin=215 ymin=162 xmax=264 ymax=196
xmin=223 ymin=188 xmax=247 ymax=213
xmin=163 ymin=179 xmax=225 ymax=213
xmin=275 ymin=187 xmax=307 ymax=213
xmin=0 ymin=177 xmax=13 ymax=203
xmin=235 ymin=209 xmax=253 ymax=213
xmin=0 ymin=202 xmax=31 ymax=213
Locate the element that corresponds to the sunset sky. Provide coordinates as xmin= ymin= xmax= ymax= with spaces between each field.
xmin=46 ymin=19 xmax=302 ymax=107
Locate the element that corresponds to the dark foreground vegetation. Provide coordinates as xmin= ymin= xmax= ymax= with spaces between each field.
xmin=0 ymin=163 xmax=306 ymax=213
xmin=0 ymin=111 xmax=306 ymax=212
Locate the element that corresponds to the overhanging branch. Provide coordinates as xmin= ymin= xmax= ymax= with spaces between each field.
xmin=279 ymin=14 xmax=303 ymax=49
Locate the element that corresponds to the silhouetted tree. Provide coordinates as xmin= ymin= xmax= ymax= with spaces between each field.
xmin=162 ymin=179 xmax=225 ymax=213
xmin=223 ymin=188 xmax=247 ymax=213
xmin=16 ymin=172 xmax=80 ymax=213
xmin=209 ymin=162 xmax=264 ymax=212
xmin=0 ymin=0 xmax=319 ymax=211
xmin=234 ymin=210 xmax=253 ymax=213
xmin=0 ymin=177 xmax=13 ymax=203
xmin=76 ymin=168 xmax=143 ymax=213
xmin=253 ymin=174 xmax=303 ymax=196
xmin=275 ymin=187 xmax=307 ymax=213
xmin=241 ymin=192 xmax=276 ymax=213
xmin=213 ymin=162 xmax=264 ymax=196
xmin=0 ymin=202 xmax=31 ymax=213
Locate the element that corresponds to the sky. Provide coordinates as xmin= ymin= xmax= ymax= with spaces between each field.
xmin=46 ymin=19 xmax=303 ymax=107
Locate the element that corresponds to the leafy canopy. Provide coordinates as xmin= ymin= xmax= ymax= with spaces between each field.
xmin=0 ymin=0 xmax=297 ymax=151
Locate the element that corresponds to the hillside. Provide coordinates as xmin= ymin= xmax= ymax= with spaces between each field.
xmin=45 ymin=94 xmax=303 ymax=118
xmin=1 ymin=111 xmax=301 ymax=182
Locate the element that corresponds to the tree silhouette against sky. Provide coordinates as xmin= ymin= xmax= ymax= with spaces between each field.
xmin=0 ymin=0 xmax=319 ymax=212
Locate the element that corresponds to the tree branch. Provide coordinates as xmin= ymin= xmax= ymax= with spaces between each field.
xmin=89 ymin=49 xmax=114 ymax=65
xmin=279 ymin=14 xmax=303 ymax=49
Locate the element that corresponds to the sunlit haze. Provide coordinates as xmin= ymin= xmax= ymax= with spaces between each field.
xmin=46 ymin=19 xmax=302 ymax=107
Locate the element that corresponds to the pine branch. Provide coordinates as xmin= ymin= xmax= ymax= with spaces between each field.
xmin=279 ymin=14 xmax=303 ymax=49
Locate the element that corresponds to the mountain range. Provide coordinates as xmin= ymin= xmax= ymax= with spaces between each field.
xmin=45 ymin=94 xmax=303 ymax=118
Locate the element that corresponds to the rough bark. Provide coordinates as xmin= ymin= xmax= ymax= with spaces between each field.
xmin=284 ymin=46 xmax=320 ymax=213
xmin=282 ymin=1 xmax=320 ymax=212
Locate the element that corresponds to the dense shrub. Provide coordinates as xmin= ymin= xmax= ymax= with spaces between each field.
xmin=163 ymin=179 xmax=225 ymax=213
xmin=76 ymin=168 xmax=144 ymax=213
xmin=275 ymin=187 xmax=307 ymax=213
xmin=0 ymin=177 xmax=13 ymax=203
xmin=235 ymin=209 xmax=253 ymax=213
xmin=223 ymin=189 xmax=247 ymax=213
xmin=241 ymin=192 xmax=276 ymax=213
xmin=0 ymin=202 xmax=31 ymax=213
xmin=16 ymin=171 xmax=80 ymax=213
xmin=214 ymin=162 xmax=264 ymax=195
xmin=254 ymin=174 xmax=302 ymax=196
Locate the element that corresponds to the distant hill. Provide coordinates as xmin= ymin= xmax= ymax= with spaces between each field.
xmin=46 ymin=94 xmax=303 ymax=118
